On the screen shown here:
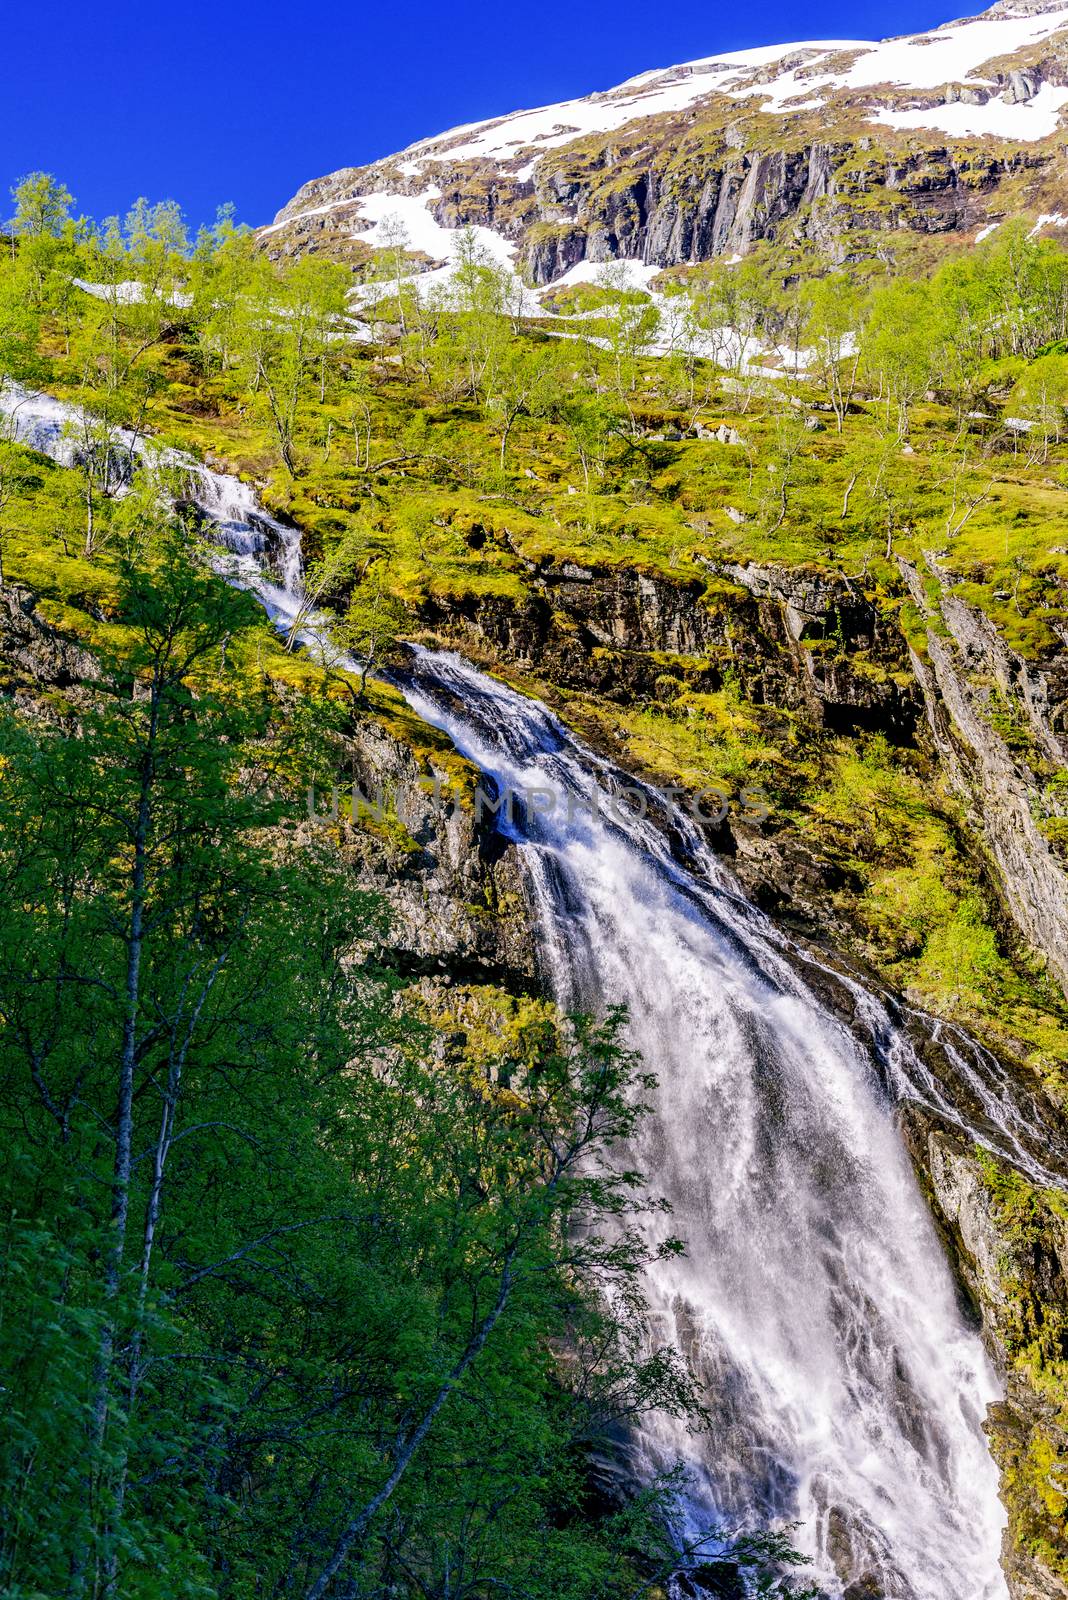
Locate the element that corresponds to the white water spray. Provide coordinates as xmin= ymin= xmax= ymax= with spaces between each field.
xmin=0 ymin=380 xmax=304 ymax=606
xmin=392 ymin=648 xmax=1019 ymax=1600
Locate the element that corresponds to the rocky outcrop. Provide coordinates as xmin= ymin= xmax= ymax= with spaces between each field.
xmin=517 ymin=137 xmax=1038 ymax=281
xmin=900 ymin=557 xmax=1068 ymax=996
xmin=323 ymin=705 xmax=536 ymax=991
xmin=418 ymin=555 xmax=921 ymax=739
xmin=266 ymin=113 xmax=1061 ymax=283
xmin=0 ymin=585 xmax=102 ymax=713
xmin=710 ymin=559 xmax=921 ymax=736
xmin=904 ymin=1109 xmax=1068 ymax=1600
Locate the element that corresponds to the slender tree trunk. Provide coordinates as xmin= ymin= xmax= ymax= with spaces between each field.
xmin=88 ymin=677 xmax=161 ymax=1589
xmin=303 ymin=1261 xmax=517 ymax=1600
xmin=84 ymin=475 xmax=95 ymax=558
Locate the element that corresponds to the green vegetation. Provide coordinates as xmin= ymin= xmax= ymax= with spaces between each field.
xmin=4 ymin=163 xmax=1068 ymax=1597
xmin=0 ymin=179 xmax=840 ymax=1600
xmin=4 ymin=164 xmax=1068 ymax=1099
xmin=7 ymin=175 xmax=1068 ymax=655
xmin=976 ymin=1151 xmax=1068 ymax=1583
xmin=0 ymin=519 xmax=738 ymax=1600
xmin=3 ymin=175 xmax=1068 ymax=1029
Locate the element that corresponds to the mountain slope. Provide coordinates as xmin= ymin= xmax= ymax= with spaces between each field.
xmin=264 ymin=0 xmax=1068 ymax=281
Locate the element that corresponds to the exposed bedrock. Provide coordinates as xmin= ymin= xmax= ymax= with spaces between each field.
xmin=905 ymin=1108 xmax=1068 ymax=1600
xmin=418 ymin=551 xmax=1068 ymax=1004
xmin=899 ymin=557 xmax=1068 ymax=998
xmin=267 ymin=133 xmax=1054 ymax=282
xmin=419 ymin=555 xmax=921 ymax=736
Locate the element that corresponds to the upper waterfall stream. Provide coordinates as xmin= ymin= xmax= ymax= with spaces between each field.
xmin=11 ymin=382 xmax=1068 ymax=1599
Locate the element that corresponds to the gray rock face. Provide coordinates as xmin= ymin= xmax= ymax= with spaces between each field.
xmin=266 ymin=122 xmax=1050 ymax=283
xmin=900 ymin=557 xmax=1068 ymax=996
xmin=912 ymin=1114 xmax=1014 ymax=1321
xmin=903 ymin=1109 xmax=1068 ymax=1600
xmin=1004 ymin=68 xmax=1042 ymax=104
xmin=419 ymin=554 xmax=921 ymax=749
xmin=328 ymin=709 xmax=536 ymax=990
xmin=0 ymin=586 xmax=101 ymax=709
xmin=512 ymin=139 xmax=1012 ymax=282
xmin=945 ymin=82 xmax=993 ymax=105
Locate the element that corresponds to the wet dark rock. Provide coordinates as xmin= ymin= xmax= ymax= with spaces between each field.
xmin=0 ymin=585 xmax=101 ymax=716
xmin=842 ymin=1578 xmax=885 ymax=1600
xmin=319 ymin=712 xmax=537 ymax=991
xmin=688 ymin=1563 xmax=746 ymax=1598
xmin=418 ymin=556 xmax=921 ymax=744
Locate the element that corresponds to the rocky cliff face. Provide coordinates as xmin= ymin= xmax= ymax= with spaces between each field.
xmin=413 ymin=550 xmax=926 ymax=951
xmin=10 ymin=536 xmax=1068 ymax=1591
xmin=900 ymin=555 xmax=1068 ymax=994
xmin=0 ymin=585 xmax=103 ymax=711
xmin=323 ymin=704 xmax=536 ymax=993
xmin=905 ymin=1109 xmax=1068 ymax=1600
xmin=264 ymin=2 xmax=1068 ymax=282
xmin=419 ymin=553 xmax=921 ymax=736
xmin=416 ymin=546 xmax=1068 ymax=1009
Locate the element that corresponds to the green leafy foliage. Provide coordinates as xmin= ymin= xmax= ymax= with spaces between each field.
xmin=8 ymin=166 xmax=1068 ymax=1598
xmin=0 ymin=521 xmax=740 ymax=1600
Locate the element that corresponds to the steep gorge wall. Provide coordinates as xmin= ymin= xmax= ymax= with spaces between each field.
xmin=418 ymin=552 xmax=1068 ymax=996
xmin=420 ymin=553 xmax=921 ymax=734
xmin=906 ymin=1109 xmax=1068 ymax=1599
xmin=9 ymin=557 xmax=1068 ymax=1595
xmin=412 ymin=552 xmax=1068 ymax=1596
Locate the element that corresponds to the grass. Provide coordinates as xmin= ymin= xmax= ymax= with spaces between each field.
xmin=8 ymin=281 xmax=1068 ymax=1106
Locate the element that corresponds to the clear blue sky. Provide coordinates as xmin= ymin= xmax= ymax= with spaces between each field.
xmin=8 ymin=0 xmax=959 ymax=233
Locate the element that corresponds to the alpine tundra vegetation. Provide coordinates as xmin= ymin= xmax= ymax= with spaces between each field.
xmin=8 ymin=2 xmax=1068 ymax=1597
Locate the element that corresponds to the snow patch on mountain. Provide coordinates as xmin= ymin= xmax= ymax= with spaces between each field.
xmin=549 ymin=259 xmax=665 ymax=291
xmin=1028 ymin=208 xmax=1068 ymax=232
xmin=395 ymin=1 xmax=1068 ymax=169
xmin=834 ymin=4 xmax=1068 ymax=89
xmin=268 ymin=2 xmax=1068 ymax=303
xmin=873 ymin=79 xmax=1068 ymax=137
xmin=402 ymin=45 xmax=866 ymax=167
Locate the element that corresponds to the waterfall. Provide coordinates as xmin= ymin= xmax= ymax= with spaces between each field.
xmin=389 ymin=647 xmax=1024 ymax=1600
xmin=10 ymin=382 xmax=1065 ymax=1598
xmin=0 ymin=381 xmax=303 ymax=606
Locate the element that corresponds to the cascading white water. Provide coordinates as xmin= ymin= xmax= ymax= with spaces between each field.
xmin=0 ymin=381 xmax=304 ymax=606
xmin=392 ymin=648 xmax=1022 ymax=1600
xmin=10 ymin=382 xmax=1065 ymax=1598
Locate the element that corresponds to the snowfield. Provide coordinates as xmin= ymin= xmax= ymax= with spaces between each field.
xmin=390 ymin=0 xmax=1068 ymax=171
xmin=871 ymin=79 xmax=1068 ymax=138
